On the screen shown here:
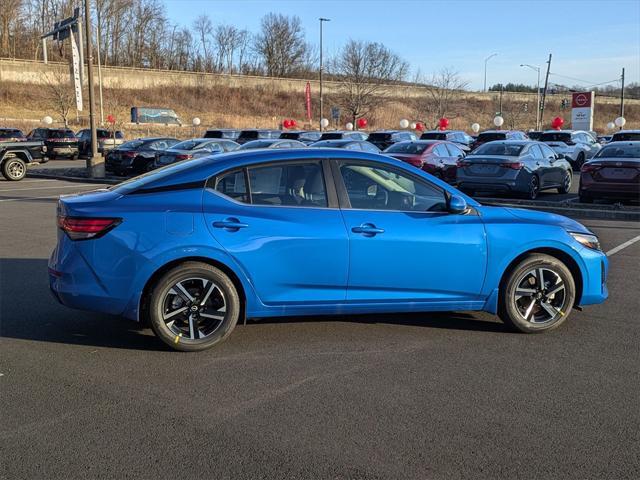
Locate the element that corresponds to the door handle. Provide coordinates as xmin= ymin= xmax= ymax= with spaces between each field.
xmin=352 ymin=223 xmax=384 ymax=236
xmin=212 ymin=218 xmax=248 ymax=230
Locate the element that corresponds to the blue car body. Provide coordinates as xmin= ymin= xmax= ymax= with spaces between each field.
xmin=49 ymin=149 xmax=608 ymax=323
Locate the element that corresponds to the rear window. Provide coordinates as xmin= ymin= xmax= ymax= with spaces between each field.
xmin=279 ymin=132 xmax=300 ymax=140
xmin=299 ymin=132 xmax=321 ymax=142
xmin=596 ymin=144 xmax=640 ymax=158
xmin=472 ymin=143 xmax=524 ymax=156
xmin=0 ymin=129 xmax=24 ymax=138
xmin=320 ymin=132 xmax=343 ymax=140
xmin=367 ymin=133 xmax=392 ymax=141
xmin=478 ymin=132 xmax=507 ymax=142
xmin=49 ymin=129 xmax=75 ymax=138
xmin=239 ymin=140 xmax=274 ymax=149
xmin=420 ymin=132 xmax=446 ymax=140
xmin=96 ymin=130 xmax=124 ymax=139
xmin=238 ymin=131 xmax=259 ymax=140
xmin=540 ymin=132 xmax=572 ymax=143
xmin=611 ymin=132 xmax=640 ymax=142
xmin=385 ymin=142 xmax=430 ymax=154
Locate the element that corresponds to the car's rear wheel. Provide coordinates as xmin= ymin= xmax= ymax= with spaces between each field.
xmin=148 ymin=262 xmax=240 ymax=352
xmin=499 ymin=254 xmax=575 ymax=333
xmin=526 ymin=175 xmax=539 ymax=200
xmin=2 ymin=157 xmax=27 ymax=181
xmin=558 ymin=170 xmax=572 ymax=194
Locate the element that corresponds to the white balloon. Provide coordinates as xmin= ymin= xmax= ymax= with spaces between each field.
xmin=42 ymin=116 xmax=53 ymax=125
xmin=471 ymin=122 xmax=480 ymax=133
xmin=320 ymin=118 xmax=329 ymax=128
xmin=493 ymin=116 xmax=504 ymax=127
xmin=606 ymin=122 xmax=616 ymax=131
xmin=192 ymin=117 xmax=201 ymax=126
xmin=614 ymin=116 xmax=626 ymax=128
xmin=345 ymin=122 xmax=354 ymax=131
xmin=410 ymin=122 xmax=417 ymax=130
xmin=399 ymin=119 xmax=409 ymax=129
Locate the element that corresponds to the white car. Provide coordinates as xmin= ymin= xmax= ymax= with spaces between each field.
xmin=540 ymin=130 xmax=601 ymax=170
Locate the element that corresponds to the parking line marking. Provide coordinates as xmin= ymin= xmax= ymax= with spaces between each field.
xmin=0 ymin=184 xmax=103 ymax=193
xmin=607 ymin=235 xmax=640 ymax=256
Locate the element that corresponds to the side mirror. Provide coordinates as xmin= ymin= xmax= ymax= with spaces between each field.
xmin=448 ymin=194 xmax=468 ymax=214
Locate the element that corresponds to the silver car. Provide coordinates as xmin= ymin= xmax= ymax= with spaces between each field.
xmin=540 ymin=130 xmax=601 ymax=170
xmin=153 ymin=138 xmax=239 ymax=169
xmin=457 ymin=140 xmax=573 ymax=200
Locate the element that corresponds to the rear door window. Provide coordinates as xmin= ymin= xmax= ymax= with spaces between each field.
xmin=247 ymin=161 xmax=327 ymax=207
xmin=215 ymin=169 xmax=249 ymax=203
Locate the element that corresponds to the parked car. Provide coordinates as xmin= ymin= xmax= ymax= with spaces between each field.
xmin=610 ymin=130 xmax=640 ymax=142
xmin=203 ymin=129 xmax=240 ymax=141
xmin=76 ymin=128 xmax=125 ymax=156
xmin=539 ymin=130 xmax=601 ymax=170
xmin=310 ymin=139 xmax=381 ymax=153
xmin=318 ymin=131 xmax=368 ymax=141
xmin=238 ymin=139 xmax=307 ymax=150
xmin=27 ymin=128 xmax=79 ymax=159
xmin=153 ymin=139 xmax=239 ymax=169
xmin=384 ymin=140 xmax=465 ymax=184
xmin=470 ymin=130 xmax=529 ymax=151
xmin=420 ymin=130 xmax=474 ymax=152
xmin=49 ymin=148 xmax=608 ymax=351
xmin=579 ymin=141 xmax=640 ymax=204
xmin=457 ymin=140 xmax=573 ymax=199
xmin=0 ymin=128 xmax=26 ymax=142
xmin=105 ymin=137 xmax=179 ymax=175
xmin=0 ymin=139 xmax=48 ymax=180
xmin=279 ymin=130 xmax=322 ymax=145
xmin=366 ymin=130 xmax=416 ymax=150
xmin=235 ymin=129 xmax=281 ymax=145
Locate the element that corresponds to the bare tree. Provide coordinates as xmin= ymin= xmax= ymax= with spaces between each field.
xmin=500 ymin=93 xmax=528 ymax=129
xmin=42 ymin=69 xmax=76 ymax=127
xmin=193 ymin=13 xmax=213 ymax=71
xmin=331 ymin=40 xmax=409 ymax=124
xmin=416 ymin=68 xmax=468 ymax=127
xmin=254 ymin=13 xmax=309 ymax=77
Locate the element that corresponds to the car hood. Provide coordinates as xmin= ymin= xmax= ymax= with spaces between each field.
xmin=503 ymin=207 xmax=591 ymax=234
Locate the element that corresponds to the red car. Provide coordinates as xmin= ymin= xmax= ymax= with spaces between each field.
xmin=384 ymin=140 xmax=466 ymax=184
xmin=579 ymin=141 xmax=640 ymax=204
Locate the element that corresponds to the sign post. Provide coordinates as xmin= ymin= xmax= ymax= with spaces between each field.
xmin=571 ymin=91 xmax=594 ymax=131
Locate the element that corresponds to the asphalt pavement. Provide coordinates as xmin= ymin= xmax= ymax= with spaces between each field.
xmin=1 ymin=177 xmax=639 ymax=479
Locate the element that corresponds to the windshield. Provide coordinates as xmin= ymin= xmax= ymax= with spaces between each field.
xmin=279 ymin=132 xmax=300 ymax=140
xmin=478 ymin=132 xmax=506 ymax=142
xmin=320 ymin=132 xmax=343 ymax=140
xmin=472 ymin=143 xmax=524 ymax=156
xmin=540 ymin=132 xmax=571 ymax=142
xmin=118 ymin=139 xmax=145 ymax=149
xmin=97 ymin=130 xmax=123 ymax=139
xmin=385 ymin=142 xmax=430 ymax=154
xmin=0 ymin=129 xmax=24 ymax=138
xmin=49 ymin=129 xmax=75 ymax=138
xmin=612 ymin=132 xmax=640 ymax=142
xmin=367 ymin=133 xmax=392 ymax=141
xmin=596 ymin=144 xmax=640 ymax=158
xmin=420 ymin=132 xmax=446 ymax=140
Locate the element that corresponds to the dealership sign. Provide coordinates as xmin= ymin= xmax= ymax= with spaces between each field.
xmin=571 ymin=91 xmax=594 ymax=131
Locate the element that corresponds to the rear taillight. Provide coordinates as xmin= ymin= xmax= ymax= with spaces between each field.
xmin=581 ymin=163 xmax=601 ymax=173
xmin=501 ymin=162 xmax=523 ymax=170
xmin=57 ymin=216 xmax=121 ymax=240
xmin=123 ymin=151 xmax=136 ymax=158
xmin=176 ymin=154 xmax=193 ymax=160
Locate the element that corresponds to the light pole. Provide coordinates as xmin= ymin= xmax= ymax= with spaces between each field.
xmin=319 ymin=17 xmax=330 ymax=131
xmin=483 ymin=53 xmax=497 ymax=92
xmin=84 ymin=0 xmax=101 ymax=177
xmin=521 ymin=64 xmax=541 ymax=130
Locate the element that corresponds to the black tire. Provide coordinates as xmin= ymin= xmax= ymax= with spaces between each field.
xmin=579 ymin=194 xmax=593 ymax=204
xmin=2 ymin=156 xmax=27 ymax=181
xmin=499 ymin=254 xmax=575 ymax=333
xmin=148 ymin=262 xmax=240 ymax=352
xmin=557 ymin=170 xmax=572 ymax=194
xmin=526 ymin=175 xmax=540 ymax=200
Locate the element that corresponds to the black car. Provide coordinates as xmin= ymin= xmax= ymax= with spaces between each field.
xmin=318 ymin=131 xmax=368 ymax=141
xmin=27 ymin=128 xmax=79 ymax=159
xmin=470 ymin=130 xmax=529 ymax=151
xmin=367 ymin=130 xmax=416 ymax=150
xmin=76 ymin=128 xmax=125 ymax=156
xmin=0 ymin=139 xmax=48 ymax=180
xmin=235 ymin=129 xmax=281 ymax=145
xmin=279 ymin=130 xmax=322 ymax=145
xmin=203 ymin=129 xmax=240 ymax=141
xmin=0 ymin=128 xmax=26 ymax=143
xmin=420 ymin=130 xmax=474 ymax=151
xmin=611 ymin=130 xmax=640 ymax=142
xmin=310 ymin=139 xmax=381 ymax=153
xmin=106 ymin=137 xmax=179 ymax=175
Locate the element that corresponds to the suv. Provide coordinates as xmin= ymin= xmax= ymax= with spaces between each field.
xmin=0 ymin=138 xmax=48 ymax=180
xmin=420 ymin=130 xmax=474 ymax=151
xmin=27 ymin=128 xmax=79 ymax=159
xmin=367 ymin=130 xmax=417 ymax=150
xmin=106 ymin=137 xmax=179 ymax=175
xmin=611 ymin=130 xmax=640 ymax=142
xmin=77 ymin=129 xmax=125 ymax=157
xmin=539 ymin=130 xmax=601 ymax=170
xmin=235 ymin=129 xmax=281 ymax=145
xmin=470 ymin=130 xmax=529 ymax=151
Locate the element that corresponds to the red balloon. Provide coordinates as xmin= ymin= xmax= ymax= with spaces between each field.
xmin=291 ymin=119 xmax=297 ymax=127
xmin=551 ymin=116 xmax=564 ymax=130
xmin=415 ymin=122 xmax=425 ymax=131
xmin=438 ymin=118 xmax=449 ymax=131
xmin=283 ymin=119 xmax=292 ymax=129
xmin=356 ymin=118 xmax=368 ymax=129
xmin=106 ymin=114 xmax=115 ymax=124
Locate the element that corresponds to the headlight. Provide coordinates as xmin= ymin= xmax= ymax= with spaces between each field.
xmin=570 ymin=232 xmax=601 ymax=251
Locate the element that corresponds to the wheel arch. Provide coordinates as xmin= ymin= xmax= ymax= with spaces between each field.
xmin=1 ymin=149 xmax=31 ymax=163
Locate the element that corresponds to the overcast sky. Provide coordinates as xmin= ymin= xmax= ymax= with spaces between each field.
xmin=165 ymin=0 xmax=640 ymax=90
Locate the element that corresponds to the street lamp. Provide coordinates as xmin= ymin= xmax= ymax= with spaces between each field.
xmin=520 ymin=63 xmax=541 ymax=131
xmin=319 ymin=17 xmax=330 ymax=131
xmin=483 ymin=53 xmax=497 ymax=92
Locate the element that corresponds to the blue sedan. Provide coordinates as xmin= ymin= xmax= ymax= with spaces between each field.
xmin=49 ymin=149 xmax=608 ymax=351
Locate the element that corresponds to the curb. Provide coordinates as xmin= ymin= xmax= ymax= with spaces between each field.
xmin=27 ymin=172 xmax=120 ymax=185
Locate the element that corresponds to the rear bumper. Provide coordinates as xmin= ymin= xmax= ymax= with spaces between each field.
xmin=580 ymin=179 xmax=640 ymax=199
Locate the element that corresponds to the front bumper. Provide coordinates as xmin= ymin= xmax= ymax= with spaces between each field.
xmin=577 ymin=245 xmax=609 ymax=305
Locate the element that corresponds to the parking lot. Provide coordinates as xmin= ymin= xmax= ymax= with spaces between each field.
xmin=1 ymin=176 xmax=639 ymax=479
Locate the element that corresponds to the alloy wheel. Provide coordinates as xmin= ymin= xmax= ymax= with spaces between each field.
xmin=512 ymin=267 xmax=567 ymax=324
xmin=529 ymin=176 xmax=539 ymax=199
xmin=7 ymin=160 xmax=25 ymax=180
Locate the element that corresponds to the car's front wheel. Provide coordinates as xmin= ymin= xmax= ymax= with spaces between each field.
xmin=499 ymin=254 xmax=575 ymax=333
xmin=2 ymin=157 xmax=27 ymax=181
xmin=148 ymin=262 xmax=240 ymax=352
xmin=558 ymin=170 xmax=572 ymax=194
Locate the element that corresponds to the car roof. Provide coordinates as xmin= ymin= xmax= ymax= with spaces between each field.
xmin=313 ymin=139 xmax=360 ymax=145
xmin=477 ymin=140 xmax=533 ymax=146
